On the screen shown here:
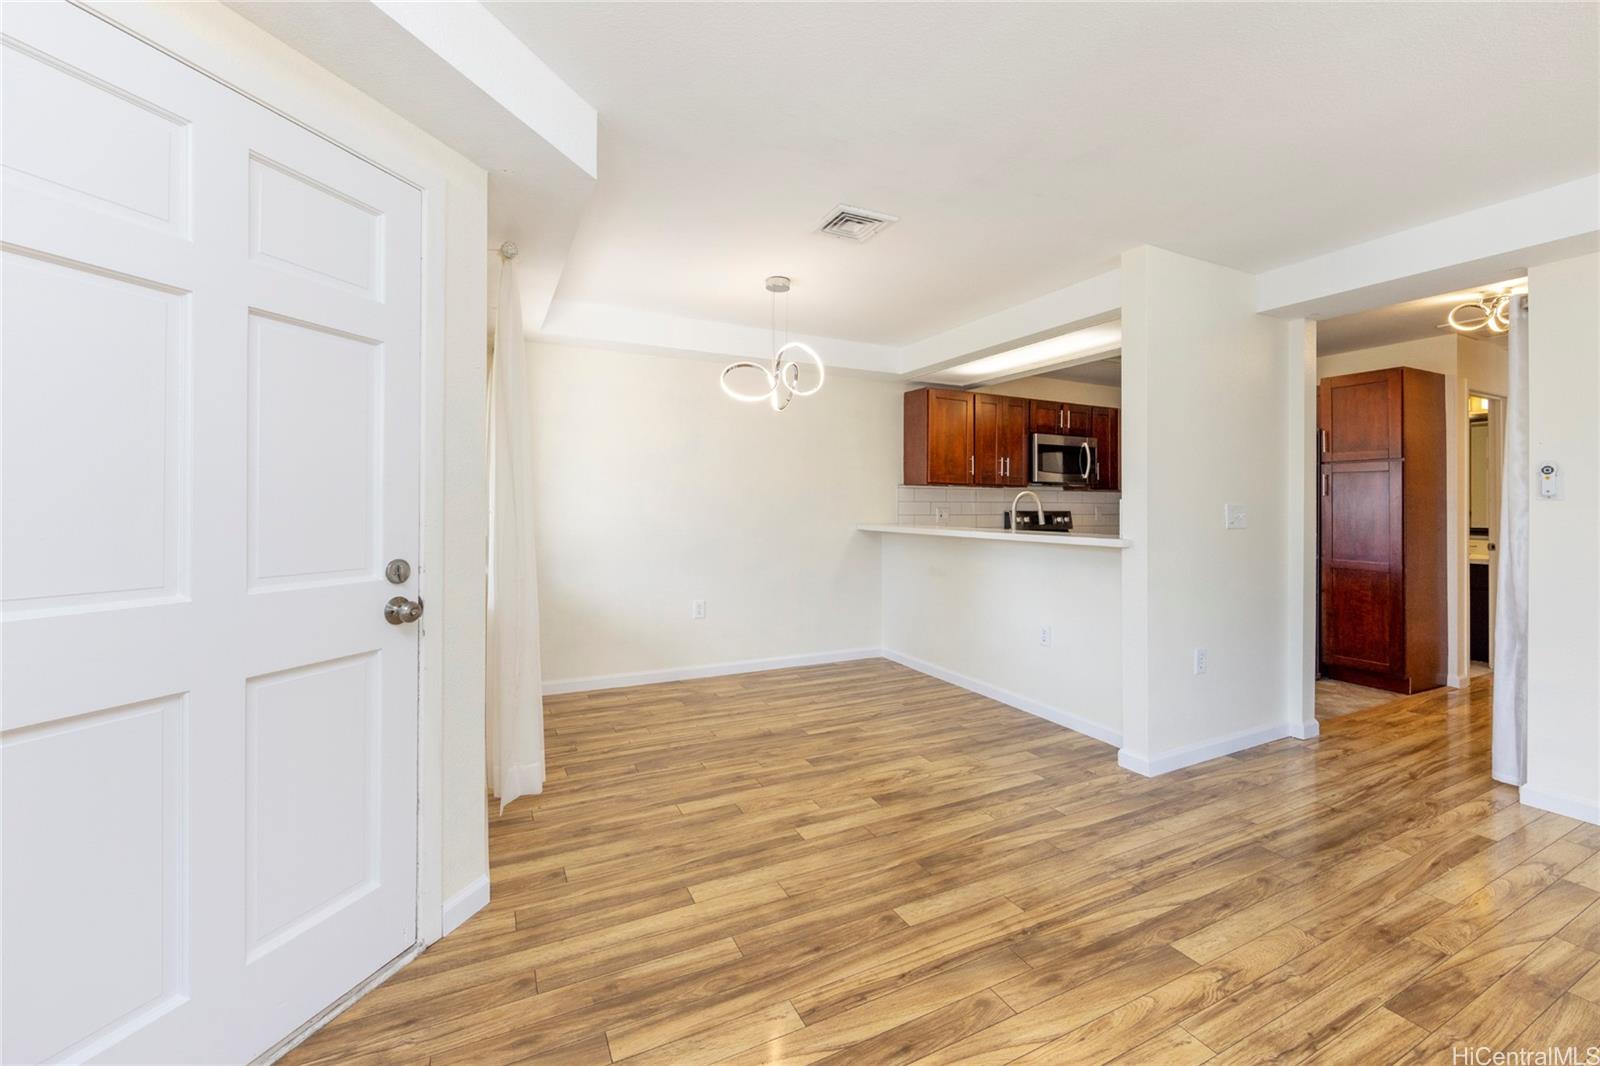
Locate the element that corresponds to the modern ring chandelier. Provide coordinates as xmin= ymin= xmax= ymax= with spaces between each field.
xmin=720 ymin=276 xmax=825 ymax=411
xmin=1446 ymin=289 xmax=1516 ymax=334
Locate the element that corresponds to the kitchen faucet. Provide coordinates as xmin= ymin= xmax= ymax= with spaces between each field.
xmin=1010 ymin=490 xmax=1045 ymax=532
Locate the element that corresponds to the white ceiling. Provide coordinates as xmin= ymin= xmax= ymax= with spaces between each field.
xmin=485 ymin=2 xmax=1598 ymax=346
xmin=1317 ymin=281 xmax=1521 ymax=356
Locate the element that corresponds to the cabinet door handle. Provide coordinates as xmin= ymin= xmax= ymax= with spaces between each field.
xmin=1319 ymin=428 xmax=1328 ymax=455
xmin=969 ymin=455 xmax=974 ymax=476
xmin=1058 ymin=410 xmax=1064 ymax=429
xmin=1321 ymin=472 xmax=1330 ymax=496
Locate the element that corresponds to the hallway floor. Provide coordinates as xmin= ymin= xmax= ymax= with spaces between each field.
xmin=285 ymin=661 xmax=1600 ymax=1065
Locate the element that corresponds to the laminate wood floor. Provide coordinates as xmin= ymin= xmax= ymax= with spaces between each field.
xmin=284 ymin=659 xmax=1600 ymax=1066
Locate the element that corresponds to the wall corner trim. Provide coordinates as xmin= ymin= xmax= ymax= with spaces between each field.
xmin=1287 ymin=718 xmax=1320 ymax=740
xmin=441 ymin=874 xmax=491 ymax=937
xmin=1518 ymin=786 xmax=1600 ymax=826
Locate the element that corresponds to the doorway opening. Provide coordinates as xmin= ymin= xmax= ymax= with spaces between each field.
xmin=1468 ymin=392 xmax=1506 ymax=679
xmin=1310 ymin=278 xmax=1517 ymax=720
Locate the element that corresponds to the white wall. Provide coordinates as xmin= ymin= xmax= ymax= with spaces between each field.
xmin=1317 ymin=334 xmax=1509 ymax=686
xmin=530 ymin=343 xmax=902 ymax=687
xmin=1120 ymin=246 xmax=1293 ymax=773
xmin=94 ymin=0 xmax=493 ymax=928
xmin=974 ymin=372 xmax=1121 ymax=408
xmin=880 ymin=538 xmax=1122 ymax=745
xmin=1524 ymin=252 xmax=1600 ymax=822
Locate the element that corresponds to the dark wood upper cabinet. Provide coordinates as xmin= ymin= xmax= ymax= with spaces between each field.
xmin=1318 ymin=368 xmax=1403 ymax=461
xmin=1318 ymin=367 xmax=1446 ymax=694
xmin=1089 ymin=406 xmax=1119 ymax=491
xmin=1065 ymin=403 xmax=1094 ymax=436
xmin=999 ymin=396 xmax=1031 ymax=486
xmin=906 ymin=388 xmax=1120 ymax=489
xmin=973 ymin=393 xmax=1002 ymax=485
xmin=1030 ymin=400 xmax=1064 ymax=434
xmin=904 ymin=387 xmax=974 ymax=485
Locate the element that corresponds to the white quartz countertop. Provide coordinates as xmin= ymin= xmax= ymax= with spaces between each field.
xmin=858 ymin=524 xmax=1130 ymax=549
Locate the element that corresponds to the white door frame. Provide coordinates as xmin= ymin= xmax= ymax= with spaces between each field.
xmin=1469 ymin=389 xmax=1507 ymax=668
xmin=71 ymin=0 xmax=452 ymax=946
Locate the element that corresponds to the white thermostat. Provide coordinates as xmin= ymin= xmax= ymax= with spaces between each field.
xmin=1538 ymin=462 xmax=1562 ymax=500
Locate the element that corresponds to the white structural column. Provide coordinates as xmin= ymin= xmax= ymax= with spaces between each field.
xmin=1118 ymin=247 xmax=1296 ymax=775
xmin=1522 ymin=252 xmax=1600 ymax=823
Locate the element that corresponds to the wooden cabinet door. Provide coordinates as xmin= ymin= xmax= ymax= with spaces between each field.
xmin=1320 ymin=459 xmax=1403 ymax=677
xmin=1090 ymin=406 xmax=1119 ymax=490
xmin=1319 ymin=369 xmax=1402 ymax=462
xmin=1030 ymin=400 xmax=1064 ymax=434
xmin=927 ymin=389 xmax=974 ymax=484
xmin=973 ymin=393 xmax=1001 ymax=485
xmin=1000 ymin=396 xmax=1031 ymax=486
xmin=1065 ymin=403 xmax=1095 ymax=436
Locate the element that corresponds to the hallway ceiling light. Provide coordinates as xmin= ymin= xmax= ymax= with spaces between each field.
xmin=720 ymin=276 xmax=824 ymax=411
xmin=1446 ymin=280 xmax=1527 ymax=334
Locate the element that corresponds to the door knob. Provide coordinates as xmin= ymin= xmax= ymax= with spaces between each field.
xmin=384 ymin=596 xmax=424 ymax=625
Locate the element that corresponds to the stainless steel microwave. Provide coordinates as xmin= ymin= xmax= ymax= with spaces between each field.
xmin=1032 ymin=433 xmax=1097 ymax=487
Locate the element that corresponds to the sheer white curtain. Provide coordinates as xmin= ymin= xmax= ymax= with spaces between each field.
xmin=486 ymin=251 xmax=545 ymax=810
xmin=1492 ymin=295 xmax=1529 ymax=785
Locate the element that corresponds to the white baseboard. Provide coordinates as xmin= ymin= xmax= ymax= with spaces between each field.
xmin=1519 ymin=785 xmax=1600 ymax=825
xmin=1287 ymin=717 xmax=1320 ymax=740
xmin=542 ymin=648 xmax=882 ymax=695
xmin=441 ymin=874 xmax=490 ymax=937
xmin=1446 ymin=673 xmax=1469 ymax=689
xmin=1117 ymin=722 xmax=1294 ymax=778
xmin=881 ymin=649 xmax=1123 ymax=748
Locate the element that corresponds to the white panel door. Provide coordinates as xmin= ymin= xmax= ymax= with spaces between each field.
xmin=1 ymin=4 xmax=422 ymax=1063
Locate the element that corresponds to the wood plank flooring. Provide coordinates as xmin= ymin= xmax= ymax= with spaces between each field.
xmin=284 ymin=659 xmax=1600 ymax=1065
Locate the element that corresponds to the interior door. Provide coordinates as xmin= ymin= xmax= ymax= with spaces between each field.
xmin=927 ymin=389 xmax=974 ymax=484
xmin=1 ymin=5 xmax=422 ymax=1063
xmin=1319 ymin=460 xmax=1403 ymax=676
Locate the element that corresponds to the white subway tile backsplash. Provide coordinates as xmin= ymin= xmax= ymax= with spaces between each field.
xmin=895 ymin=485 xmax=1119 ymax=534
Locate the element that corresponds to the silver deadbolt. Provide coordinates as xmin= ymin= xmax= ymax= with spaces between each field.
xmin=385 ymin=558 xmax=412 ymax=584
xmin=384 ymin=596 xmax=424 ymax=625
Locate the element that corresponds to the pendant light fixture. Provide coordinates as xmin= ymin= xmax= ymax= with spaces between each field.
xmin=720 ymin=276 xmax=825 ymax=411
xmin=1446 ymin=281 xmax=1526 ymax=334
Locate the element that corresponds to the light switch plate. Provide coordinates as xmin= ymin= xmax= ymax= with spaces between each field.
xmin=1224 ymin=504 xmax=1248 ymax=530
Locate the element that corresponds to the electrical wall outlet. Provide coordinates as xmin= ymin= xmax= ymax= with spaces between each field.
xmin=691 ymin=599 xmax=707 ymax=620
xmin=1193 ymin=647 xmax=1208 ymax=675
xmin=1224 ymin=504 xmax=1248 ymax=530
xmin=1039 ymin=625 xmax=1052 ymax=647
xmin=934 ymin=505 xmax=949 ymax=523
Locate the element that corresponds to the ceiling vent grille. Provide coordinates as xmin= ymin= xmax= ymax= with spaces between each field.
xmin=817 ymin=204 xmax=899 ymax=242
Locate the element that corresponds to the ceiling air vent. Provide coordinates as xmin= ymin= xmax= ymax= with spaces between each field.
xmin=817 ymin=204 xmax=899 ymax=243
